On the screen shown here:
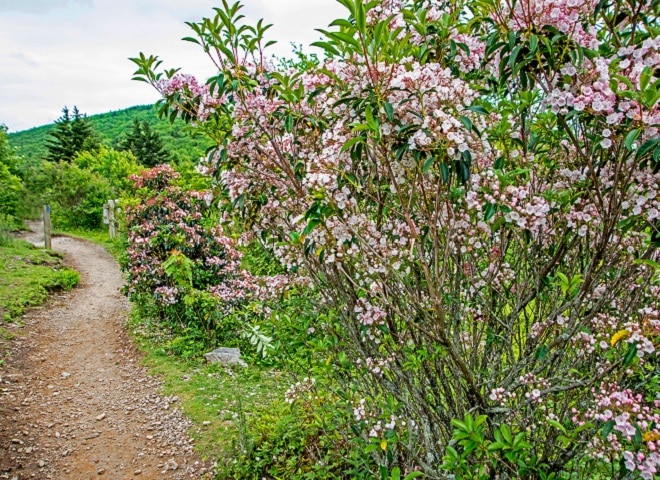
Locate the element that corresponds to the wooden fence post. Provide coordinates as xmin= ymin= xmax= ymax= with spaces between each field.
xmin=108 ymin=199 xmax=116 ymax=239
xmin=43 ymin=205 xmax=52 ymax=250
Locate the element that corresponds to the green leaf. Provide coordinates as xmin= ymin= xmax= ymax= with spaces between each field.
xmin=488 ymin=442 xmax=505 ymax=451
xmin=633 ymin=427 xmax=643 ymax=448
xmin=625 ymin=129 xmax=641 ymax=151
xmin=365 ymin=106 xmax=378 ymax=131
xmin=636 ymin=137 xmax=660 ymax=159
xmin=383 ymin=102 xmax=395 ymax=122
xmin=423 ymin=156 xmax=434 ymax=173
xmin=623 ymin=342 xmax=638 ymax=366
xmin=528 ymin=34 xmax=538 ymax=54
xmin=319 ymin=29 xmax=361 ymax=49
xmin=403 ymin=472 xmax=424 ymax=480
xmin=451 ymin=419 xmax=467 ymax=431
xmin=365 ymin=443 xmax=379 ymax=453
xmin=501 ymin=424 xmax=512 ymax=444
xmin=509 ymin=44 xmax=523 ymax=70
xmin=640 ymin=66 xmax=652 ymax=91
xmin=329 ymin=18 xmax=356 ymax=30
xmin=355 ymin=0 xmax=366 ymax=32
xmin=484 ymin=203 xmax=497 ymax=221
xmin=284 ymin=114 xmax=294 ymax=133
xmin=303 ymin=218 xmax=322 ymax=236
xmin=311 ymin=40 xmax=340 ymax=56
xmin=440 ymin=162 xmax=450 ymax=183
xmin=341 ymin=136 xmax=366 ymax=153
xmin=594 ymin=0 xmax=607 ymax=18
xmin=459 ymin=115 xmax=474 ymax=132
xmin=535 ymin=344 xmax=548 ymax=360
xmin=547 ymin=419 xmax=567 ymax=434
xmin=466 ymin=105 xmax=489 ymax=115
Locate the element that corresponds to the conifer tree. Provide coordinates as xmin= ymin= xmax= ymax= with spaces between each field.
xmin=45 ymin=106 xmax=99 ymax=162
xmin=121 ymin=119 xmax=169 ymax=167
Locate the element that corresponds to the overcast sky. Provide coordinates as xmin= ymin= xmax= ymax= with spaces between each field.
xmin=0 ymin=0 xmax=346 ymax=132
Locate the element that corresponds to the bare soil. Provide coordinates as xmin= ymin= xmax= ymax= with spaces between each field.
xmin=0 ymin=225 xmax=213 ymax=479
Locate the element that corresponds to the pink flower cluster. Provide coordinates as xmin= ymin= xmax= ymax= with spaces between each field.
xmin=585 ymin=384 xmax=660 ymax=479
xmin=156 ymin=73 xmax=225 ymax=122
xmin=496 ymin=0 xmax=599 ymax=48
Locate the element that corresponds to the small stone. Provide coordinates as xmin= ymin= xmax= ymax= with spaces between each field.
xmin=202 ymin=421 xmax=211 ymax=426
xmin=61 ymin=372 xmax=71 ymax=379
xmin=97 ymin=468 xmax=106 ymax=475
xmin=134 ymin=470 xmax=142 ymax=476
xmin=204 ymin=347 xmax=247 ymax=367
xmin=96 ymin=413 xmax=106 ymax=421
xmin=38 ymin=460 xmax=46 ymax=468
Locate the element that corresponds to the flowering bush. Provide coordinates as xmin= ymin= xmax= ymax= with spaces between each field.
xmin=133 ymin=0 xmax=660 ymax=477
xmin=123 ymin=165 xmax=251 ymax=325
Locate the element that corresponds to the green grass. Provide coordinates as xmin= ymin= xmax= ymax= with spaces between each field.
xmin=127 ymin=313 xmax=287 ymax=473
xmin=0 ymin=239 xmax=80 ymax=322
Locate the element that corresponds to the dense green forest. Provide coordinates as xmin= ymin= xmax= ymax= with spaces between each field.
xmin=8 ymin=104 xmax=213 ymax=163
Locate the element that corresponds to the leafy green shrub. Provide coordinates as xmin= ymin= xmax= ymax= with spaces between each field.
xmin=122 ymin=165 xmax=249 ymax=338
xmin=49 ymin=162 xmax=112 ymax=230
xmin=0 ymin=163 xmax=24 ymax=219
xmin=74 ymin=146 xmax=143 ymax=194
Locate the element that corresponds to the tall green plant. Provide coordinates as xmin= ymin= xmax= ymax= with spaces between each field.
xmin=45 ymin=106 xmax=100 ymax=162
xmin=120 ymin=118 xmax=170 ymax=167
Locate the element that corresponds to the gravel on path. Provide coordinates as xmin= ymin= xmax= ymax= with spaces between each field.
xmin=0 ymin=225 xmax=214 ymax=479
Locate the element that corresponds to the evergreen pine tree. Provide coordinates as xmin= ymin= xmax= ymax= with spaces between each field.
xmin=45 ymin=106 xmax=99 ymax=162
xmin=122 ymin=119 xmax=170 ymax=167
xmin=70 ymin=106 xmax=100 ymax=154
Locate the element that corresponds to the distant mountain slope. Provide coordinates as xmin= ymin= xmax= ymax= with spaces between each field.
xmin=8 ymin=105 xmax=214 ymax=163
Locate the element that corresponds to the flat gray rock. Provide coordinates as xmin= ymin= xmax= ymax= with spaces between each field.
xmin=204 ymin=347 xmax=247 ymax=367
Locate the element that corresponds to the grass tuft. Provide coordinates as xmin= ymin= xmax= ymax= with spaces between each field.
xmin=0 ymin=239 xmax=80 ymax=322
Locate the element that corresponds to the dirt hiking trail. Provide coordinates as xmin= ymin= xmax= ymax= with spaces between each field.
xmin=0 ymin=224 xmax=213 ymax=479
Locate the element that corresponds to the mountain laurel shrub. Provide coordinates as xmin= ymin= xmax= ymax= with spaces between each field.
xmin=122 ymin=165 xmax=249 ymax=329
xmin=133 ymin=0 xmax=660 ymax=478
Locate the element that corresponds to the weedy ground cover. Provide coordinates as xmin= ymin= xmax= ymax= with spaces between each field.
xmin=126 ymin=310 xmax=287 ymax=474
xmin=0 ymin=238 xmax=79 ymax=322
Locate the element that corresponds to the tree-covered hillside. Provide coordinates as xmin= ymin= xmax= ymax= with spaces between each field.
xmin=8 ymin=105 xmax=213 ymax=163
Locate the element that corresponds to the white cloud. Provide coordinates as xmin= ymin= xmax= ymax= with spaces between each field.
xmin=0 ymin=0 xmax=345 ymax=132
xmin=0 ymin=0 xmax=92 ymax=14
